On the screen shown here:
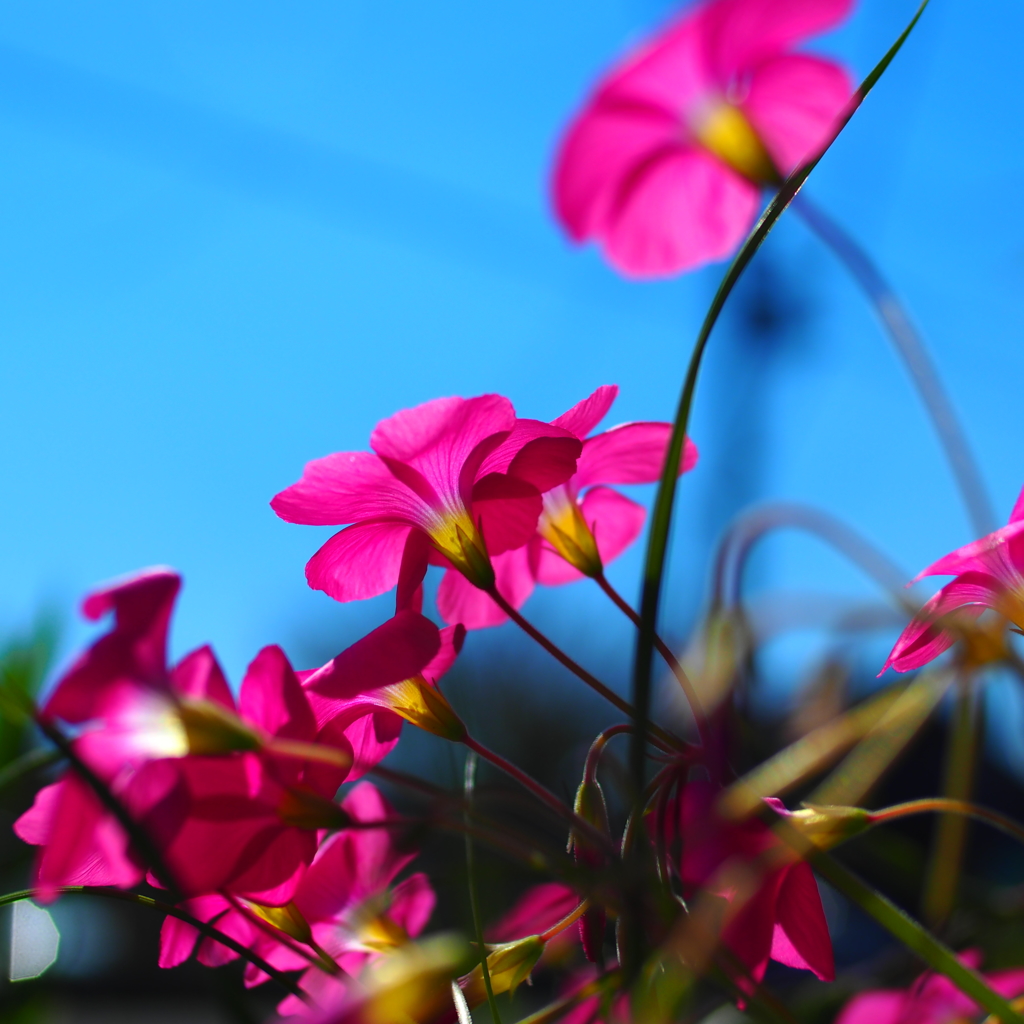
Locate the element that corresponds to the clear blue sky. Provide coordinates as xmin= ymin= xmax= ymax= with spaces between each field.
xmin=3 ymin=1 xmax=1024 ymax=760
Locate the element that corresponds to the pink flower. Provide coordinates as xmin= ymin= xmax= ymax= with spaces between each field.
xmin=553 ymin=0 xmax=855 ymax=277
xmin=159 ymin=783 xmax=435 ymax=1018
xmin=882 ymin=485 xmax=1024 ymax=673
xmin=670 ymin=781 xmax=834 ymax=987
xmin=271 ymin=395 xmax=581 ymax=604
xmin=835 ymin=951 xmax=1024 ymax=1024
xmin=436 ymin=385 xmax=698 ymax=628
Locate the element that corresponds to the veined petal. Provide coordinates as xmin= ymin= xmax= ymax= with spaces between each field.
xmin=742 ymin=54 xmax=853 ymax=175
xmin=575 ymin=422 xmax=698 ymax=489
xmin=271 ymin=451 xmax=427 ymax=527
xmin=306 ymin=522 xmax=413 ymax=603
xmin=437 ymin=548 xmax=536 ymax=629
xmin=701 ymin=0 xmax=855 ymax=82
xmin=770 ymin=862 xmax=834 ymax=980
xmin=602 ymin=147 xmax=760 ymax=277
xmin=172 ymin=645 xmax=235 ymax=710
xmin=585 ymin=486 xmax=647 ymax=567
xmin=421 ymin=624 xmax=466 ymax=682
xmin=479 ymin=421 xmax=582 ymax=492
xmin=914 ymin=520 xmax=1024 ymax=593
xmin=552 ymin=385 xmax=619 ymax=439
xmin=472 ymin=474 xmax=544 ymax=555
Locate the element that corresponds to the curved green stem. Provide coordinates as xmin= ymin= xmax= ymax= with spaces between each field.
xmin=631 ymin=0 xmax=931 ymax=823
xmin=793 ymin=194 xmax=995 ymax=538
xmin=869 ymin=797 xmax=1024 ymax=848
xmin=0 ymin=887 xmax=309 ymax=1003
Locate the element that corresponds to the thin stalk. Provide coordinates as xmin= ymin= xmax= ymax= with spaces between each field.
xmin=632 ymin=0 xmax=932 ymax=840
xmin=464 ymin=751 xmax=502 ymax=1024
xmin=35 ymin=715 xmax=183 ymax=902
xmin=539 ymin=899 xmax=590 ymax=943
xmin=808 ymin=852 xmax=1024 ymax=1024
xmin=595 ymin=573 xmax=708 ymax=746
xmin=869 ymin=798 xmax=1024 ymax=847
xmin=0 ymin=886 xmax=309 ymax=1003
xmin=487 ymin=586 xmax=681 ymax=751
xmin=793 ymin=194 xmax=995 ymax=538
xmin=922 ymin=680 xmax=981 ymax=926
xmin=0 ymin=747 xmax=61 ymax=792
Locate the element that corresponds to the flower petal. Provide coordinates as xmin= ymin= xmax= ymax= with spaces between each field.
xmin=306 ymin=522 xmax=413 ymax=603
xmin=239 ymin=645 xmax=315 ymax=744
xmin=741 ymin=54 xmax=853 ymax=175
xmin=437 ymin=548 xmax=536 ymax=629
xmin=601 ymin=147 xmax=760 ymax=277
xmin=421 ymin=624 xmax=466 ymax=682
xmin=390 ymin=872 xmax=436 ymax=939
xmin=771 ymin=862 xmax=834 ymax=980
xmin=172 ymin=645 xmax=234 ymax=710
xmin=552 ymin=386 xmax=620 ymax=439
xmin=585 ymin=486 xmax=648 ymax=567
xmin=833 ymin=991 xmax=908 ymax=1024
xmin=479 ymin=421 xmax=582 ymax=493
xmin=271 ymin=451 xmax=426 ymax=526
xmin=575 ymin=423 xmax=698 ymax=490
xmin=472 ymin=474 xmax=543 ymax=555
xmin=488 ymin=882 xmax=579 ymax=942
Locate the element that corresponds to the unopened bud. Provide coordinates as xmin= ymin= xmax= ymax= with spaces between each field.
xmin=787 ymin=805 xmax=871 ymax=850
xmin=459 ymin=936 xmax=545 ymax=1007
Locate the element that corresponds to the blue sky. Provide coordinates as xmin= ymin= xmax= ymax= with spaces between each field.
xmin=3 ymin=1 xmax=1024 ymax=757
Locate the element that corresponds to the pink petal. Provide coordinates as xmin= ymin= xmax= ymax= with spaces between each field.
xmin=370 ymin=395 xmax=515 ymax=507
xmin=318 ymin=710 xmax=400 ymax=781
xmin=601 ymin=147 xmax=760 ymax=278
xmin=487 ymin=882 xmax=579 ymax=942
xmin=239 ymin=645 xmax=315 ymax=744
xmin=1010 ymin=483 xmax=1024 ymax=524
xmin=552 ymin=385 xmax=619 ymax=439
xmin=396 ymin=529 xmax=431 ymax=613
xmin=723 ymin=868 xmax=786 ymax=986
xmin=437 ymin=547 xmax=536 ymax=629
xmin=43 ymin=569 xmax=180 ymax=724
xmin=552 ymin=97 xmax=684 ymax=243
xmin=833 ymin=992 xmax=908 ymax=1024
xmin=575 ymin=422 xmax=698 ymax=490
xmin=584 ymin=486 xmax=648 ymax=567
xmin=270 ymin=451 xmax=426 ymax=527
xmin=913 ymin=520 xmax=1024 ymax=592
xmin=880 ymin=572 xmax=999 ymax=675
xmin=701 ymin=0 xmax=855 ymax=82
xmin=306 ymin=521 xmax=413 ymax=603
xmin=158 ymin=894 xmax=229 ymax=968
xmin=421 ymin=624 xmax=466 ymax=682
xmin=478 ymin=420 xmax=582 ymax=489
xmin=303 ymin=610 xmax=441 ymax=721
xmin=171 ymin=645 xmax=234 ymax=710
xmin=471 ymin=473 xmax=543 ymax=555
xmin=390 ymin=873 xmax=436 ymax=939
xmin=742 ymin=54 xmax=853 ymax=175
xmin=771 ymin=862 xmax=834 ymax=980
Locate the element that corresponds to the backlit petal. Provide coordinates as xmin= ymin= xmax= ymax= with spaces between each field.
xmin=471 ymin=474 xmax=543 ymax=555
xmin=437 ymin=548 xmax=536 ymax=629
xmin=552 ymin=385 xmax=620 ymax=439
xmin=771 ymin=863 xmax=834 ymax=980
xmin=306 ymin=522 xmax=413 ymax=603
xmin=575 ymin=422 xmax=698 ymax=490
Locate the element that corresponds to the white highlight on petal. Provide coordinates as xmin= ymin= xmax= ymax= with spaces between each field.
xmin=9 ymin=900 xmax=60 ymax=981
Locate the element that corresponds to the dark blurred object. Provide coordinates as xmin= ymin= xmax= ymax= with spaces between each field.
xmin=0 ymin=612 xmax=59 ymax=769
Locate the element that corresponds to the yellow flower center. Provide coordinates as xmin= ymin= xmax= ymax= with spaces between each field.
xmin=538 ymin=489 xmax=602 ymax=578
xmin=243 ymin=900 xmax=313 ymax=944
xmin=691 ymin=99 xmax=779 ymax=185
xmin=377 ymin=676 xmax=466 ymax=741
xmin=424 ymin=508 xmax=494 ymax=590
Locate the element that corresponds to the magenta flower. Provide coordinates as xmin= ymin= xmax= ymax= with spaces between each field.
xmin=835 ymin=951 xmax=1024 ymax=1024
xmin=553 ymin=0 xmax=854 ymax=277
xmin=436 ymin=385 xmax=698 ymax=628
xmin=670 ymin=781 xmax=834 ymax=987
xmin=271 ymin=394 xmax=581 ymax=603
xmin=882 ymin=487 xmax=1024 ymax=673
xmin=160 ymin=782 xmax=435 ymax=1018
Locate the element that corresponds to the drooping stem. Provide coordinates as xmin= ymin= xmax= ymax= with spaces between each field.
xmin=486 ymin=586 xmax=681 ymax=751
xmin=869 ymin=797 xmax=1024 ymax=848
xmin=0 ymin=887 xmax=309 ymax=1003
xmin=463 ymin=751 xmax=502 ymax=1024
xmin=539 ymin=899 xmax=590 ymax=943
xmin=793 ymin=194 xmax=995 ymax=538
xmin=630 ymin=1 xmax=932 ymax=848
xmin=922 ymin=678 xmax=981 ymax=926
xmin=808 ymin=852 xmax=1024 ymax=1024
xmin=595 ymin=573 xmax=708 ymax=747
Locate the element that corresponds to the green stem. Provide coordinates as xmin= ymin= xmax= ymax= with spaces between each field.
xmin=0 ymin=887 xmax=308 ymax=1003
xmin=631 ymin=0 xmax=931 ymax=826
xmin=870 ymin=798 xmax=1024 ymax=847
xmin=793 ymin=195 xmax=995 ymax=538
xmin=809 ymin=853 xmax=1024 ymax=1024
xmin=464 ymin=751 xmax=502 ymax=1024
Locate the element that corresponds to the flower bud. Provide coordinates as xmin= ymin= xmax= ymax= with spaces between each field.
xmin=459 ymin=936 xmax=545 ymax=1007
xmin=786 ymin=804 xmax=871 ymax=850
xmin=569 ymin=777 xmax=610 ymax=962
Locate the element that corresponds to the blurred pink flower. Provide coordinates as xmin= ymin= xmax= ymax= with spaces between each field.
xmin=436 ymin=385 xmax=697 ymax=628
xmin=670 ymin=781 xmax=834 ymax=987
xmin=882 ymin=486 xmax=1024 ymax=673
xmin=160 ymin=782 xmax=435 ymax=1019
xmin=271 ymin=394 xmax=581 ymax=603
xmin=835 ymin=951 xmax=1024 ymax=1024
xmin=553 ymin=0 xmax=854 ymax=277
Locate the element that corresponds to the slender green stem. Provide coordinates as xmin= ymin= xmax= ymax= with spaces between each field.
xmin=923 ymin=679 xmax=980 ymax=926
xmin=793 ymin=195 xmax=995 ymax=538
xmin=35 ymin=716 xmax=183 ymax=902
xmin=464 ymin=751 xmax=502 ymax=1024
xmin=595 ymin=573 xmax=708 ymax=747
xmin=809 ymin=853 xmax=1024 ymax=1024
xmin=0 ymin=747 xmax=61 ymax=792
xmin=0 ymin=887 xmax=309 ymax=1003
xmin=869 ymin=798 xmax=1024 ymax=847
xmin=487 ymin=586 xmax=681 ymax=751
xmin=631 ymin=0 xmax=931 ymax=831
